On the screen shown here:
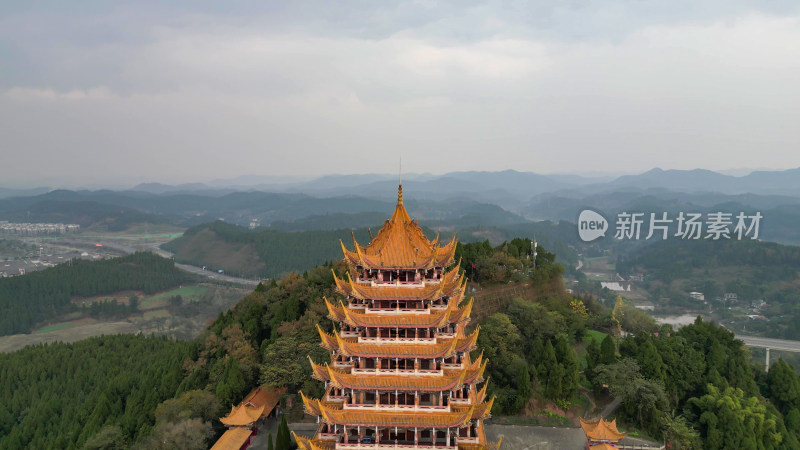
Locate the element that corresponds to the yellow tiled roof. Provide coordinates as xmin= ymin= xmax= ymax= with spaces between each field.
xmin=312 ymin=357 xmax=487 ymax=392
xmin=317 ymin=326 xmax=479 ymax=359
xmin=341 ymin=185 xmax=457 ymax=269
xmin=333 ymin=267 xmax=464 ymax=301
xmin=293 ymin=433 xmax=335 ymax=450
xmin=325 ymin=296 xmax=473 ymax=329
xmin=580 ymin=416 xmax=626 ymax=442
xmin=219 ymin=385 xmax=286 ymax=426
xmin=210 ymin=427 xmax=253 ymax=450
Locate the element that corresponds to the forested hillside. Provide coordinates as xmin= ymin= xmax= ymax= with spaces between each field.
xmin=163 ymin=221 xmax=382 ymax=278
xmin=0 ymin=252 xmax=192 ymax=335
xmin=0 ymin=335 xmax=201 ymax=449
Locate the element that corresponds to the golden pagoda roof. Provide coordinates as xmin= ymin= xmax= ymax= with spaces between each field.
xmin=210 ymin=427 xmax=253 ymax=450
xmin=219 ymin=385 xmax=286 ymax=427
xmin=580 ymin=417 xmax=626 ymax=442
xmin=317 ymin=326 xmax=479 ymax=359
xmin=293 ymin=434 xmax=335 ymax=450
xmin=333 ymin=268 xmax=464 ymax=301
xmin=220 ymin=402 xmax=264 ymax=427
xmin=471 ymin=397 xmax=495 ymax=420
xmin=458 ymin=430 xmax=503 ymax=450
xmin=325 ymin=296 xmax=473 ymax=329
xmin=311 ymin=356 xmax=487 ymax=392
xmin=341 ymin=185 xmax=457 ymax=269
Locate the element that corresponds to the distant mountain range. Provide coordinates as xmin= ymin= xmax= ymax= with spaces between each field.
xmin=2 ymin=167 xmax=800 ymax=245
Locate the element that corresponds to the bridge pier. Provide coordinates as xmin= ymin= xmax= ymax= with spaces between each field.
xmin=766 ymin=347 xmax=771 ymax=372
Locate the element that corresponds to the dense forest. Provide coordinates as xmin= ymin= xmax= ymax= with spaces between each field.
xmin=0 ymin=335 xmax=204 ymax=449
xmin=0 ymin=252 xmax=192 ymax=335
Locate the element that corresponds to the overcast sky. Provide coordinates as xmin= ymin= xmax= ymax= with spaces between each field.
xmin=2 ymin=1 xmax=800 ymax=187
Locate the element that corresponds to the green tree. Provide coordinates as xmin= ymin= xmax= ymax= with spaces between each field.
xmin=554 ymin=334 xmax=580 ymax=402
xmin=83 ymin=425 xmax=127 ymax=450
xmin=767 ymin=359 xmax=800 ymax=414
xmin=661 ymin=412 xmax=701 ymax=450
xmin=637 ymin=339 xmax=666 ymax=383
xmin=276 ymin=414 xmax=291 ymax=450
xmin=688 ymin=385 xmax=782 ymax=450
xmin=267 ymin=433 xmax=274 ymax=450
xmin=586 ymin=338 xmax=601 ymax=382
xmin=600 ymin=335 xmax=616 ymax=365
xmin=216 ymin=358 xmax=246 ymax=406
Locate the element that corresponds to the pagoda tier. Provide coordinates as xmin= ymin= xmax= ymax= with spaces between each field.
xmin=324 ymin=297 xmax=474 ymax=330
xmin=298 ymin=185 xmax=501 ymax=450
xmin=340 ymin=186 xmax=457 ymax=271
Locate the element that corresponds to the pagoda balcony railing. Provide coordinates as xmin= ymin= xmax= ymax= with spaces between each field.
xmin=358 ymin=337 xmax=436 ymax=344
xmin=448 ymin=398 xmax=470 ymax=406
xmin=350 ymin=304 xmax=368 ymax=310
xmin=365 ymin=307 xmax=430 ymax=315
xmin=342 ymin=331 xmax=360 ymax=338
xmin=335 ymin=361 xmax=355 ymax=369
xmin=342 ymin=403 xmax=450 ymax=412
xmin=327 ymin=395 xmax=347 ymax=402
xmin=440 ymin=363 xmax=462 ymax=370
xmin=437 ymin=332 xmax=456 ymax=339
xmin=455 ymin=437 xmax=479 ymax=444
xmin=430 ymin=305 xmax=448 ymax=311
xmin=336 ymin=443 xmax=457 ymax=450
xmin=318 ymin=433 xmax=341 ymax=441
xmin=361 ymin=280 xmax=430 ymax=287
xmin=352 ymin=368 xmax=443 ymax=376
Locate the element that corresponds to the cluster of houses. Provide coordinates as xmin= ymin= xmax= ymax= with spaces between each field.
xmin=0 ymin=221 xmax=80 ymax=235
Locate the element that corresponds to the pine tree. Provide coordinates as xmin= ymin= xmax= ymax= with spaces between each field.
xmin=267 ymin=432 xmax=274 ymax=450
xmin=586 ymin=338 xmax=601 ymax=381
xmin=637 ymin=339 xmax=666 ymax=383
xmin=276 ymin=413 xmax=290 ymax=450
xmin=554 ymin=334 xmax=579 ymax=401
xmin=600 ymin=335 xmax=616 ymax=365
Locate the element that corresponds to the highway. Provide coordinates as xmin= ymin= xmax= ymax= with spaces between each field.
xmin=736 ymin=335 xmax=800 ymax=353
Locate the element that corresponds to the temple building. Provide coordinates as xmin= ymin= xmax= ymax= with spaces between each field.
xmin=211 ymin=385 xmax=286 ymax=450
xmin=579 ymin=417 xmax=626 ymax=449
xmin=295 ymin=185 xmax=501 ymax=449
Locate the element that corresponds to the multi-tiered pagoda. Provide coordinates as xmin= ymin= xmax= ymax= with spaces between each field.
xmin=295 ymin=185 xmax=501 ymax=450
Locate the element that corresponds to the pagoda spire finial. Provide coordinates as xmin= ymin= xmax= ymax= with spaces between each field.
xmin=398 ymin=157 xmax=403 ymax=205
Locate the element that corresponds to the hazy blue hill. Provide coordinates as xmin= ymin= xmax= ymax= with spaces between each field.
xmin=0 ymin=187 xmax=52 ymax=199
xmin=269 ymin=211 xmax=388 ymax=231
